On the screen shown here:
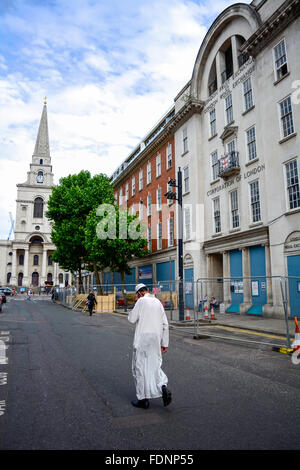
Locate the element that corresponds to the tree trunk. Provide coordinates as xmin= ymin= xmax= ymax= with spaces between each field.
xmin=78 ymin=266 xmax=84 ymax=294
xmin=93 ymin=262 xmax=103 ymax=295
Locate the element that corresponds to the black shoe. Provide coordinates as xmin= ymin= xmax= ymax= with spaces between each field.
xmin=131 ymin=399 xmax=150 ymax=409
xmin=162 ymin=385 xmax=172 ymax=407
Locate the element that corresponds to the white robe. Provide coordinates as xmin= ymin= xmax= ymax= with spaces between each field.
xmin=128 ymin=293 xmax=169 ymax=400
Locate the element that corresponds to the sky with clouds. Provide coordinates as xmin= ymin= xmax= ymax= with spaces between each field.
xmin=0 ymin=0 xmax=251 ymax=239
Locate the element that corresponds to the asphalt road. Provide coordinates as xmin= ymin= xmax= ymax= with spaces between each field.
xmin=0 ymin=296 xmax=300 ymax=451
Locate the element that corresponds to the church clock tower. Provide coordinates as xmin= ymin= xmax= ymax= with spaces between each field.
xmin=10 ymin=99 xmax=67 ymax=289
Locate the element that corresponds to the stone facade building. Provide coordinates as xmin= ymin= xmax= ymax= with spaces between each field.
xmin=0 ymin=101 xmax=69 ymax=290
xmin=172 ymin=0 xmax=300 ymax=316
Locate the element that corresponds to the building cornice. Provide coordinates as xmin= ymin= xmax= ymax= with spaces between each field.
xmin=168 ymin=99 xmax=204 ymax=133
xmin=203 ymin=225 xmax=269 ymax=254
xmin=241 ymin=0 xmax=300 ymax=56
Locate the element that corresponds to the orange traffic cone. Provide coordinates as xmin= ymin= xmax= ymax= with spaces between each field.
xmin=204 ymin=305 xmax=209 ymax=319
xmin=210 ymin=307 xmax=215 ymax=320
xmin=292 ymin=317 xmax=300 ymax=353
xmin=185 ymin=307 xmax=191 ymax=321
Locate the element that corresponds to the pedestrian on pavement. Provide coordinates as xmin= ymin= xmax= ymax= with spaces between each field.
xmin=128 ymin=283 xmax=172 ymax=409
xmin=27 ymin=289 xmax=31 ymax=300
xmin=87 ymin=291 xmax=97 ymax=316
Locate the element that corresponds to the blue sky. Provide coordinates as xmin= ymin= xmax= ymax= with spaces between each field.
xmin=0 ymin=0 xmax=250 ymax=238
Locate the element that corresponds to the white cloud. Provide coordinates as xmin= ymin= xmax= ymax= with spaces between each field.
xmin=0 ymin=0 xmax=251 ymax=238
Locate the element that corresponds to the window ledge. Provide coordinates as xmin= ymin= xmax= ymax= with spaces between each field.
xmin=245 ymin=157 xmax=259 ymax=167
xmin=274 ymin=71 xmax=290 ymax=86
xmin=208 ymin=133 xmax=218 ymax=142
xmin=229 ymin=227 xmax=241 ymax=233
xmin=181 ymin=150 xmax=189 ymax=157
xmin=242 ymin=105 xmax=255 ymax=116
xmin=210 ymin=178 xmax=220 ymax=185
xmin=212 ymin=232 xmax=222 ymax=238
xmin=249 ymin=221 xmax=263 ymax=228
xmin=279 ymin=133 xmax=297 ymax=144
xmin=183 ymin=191 xmax=190 ymax=197
xmin=285 ymin=207 xmax=300 ymax=217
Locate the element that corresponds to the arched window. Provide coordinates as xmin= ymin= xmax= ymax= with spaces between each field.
xmin=58 ymin=273 xmax=64 ymax=284
xmin=33 ymin=197 xmax=44 ymax=218
xmin=33 ymin=255 xmax=39 ymax=266
xmin=18 ymin=273 xmax=23 ymax=287
xmin=7 ymin=273 xmax=11 ymax=284
xmin=48 ymin=255 xmax=52 ymax=266
xmin=47 ymin=273 xmax=53 ymax=283
xmin=37 ymin=171 xmax=44 ymax=183
xmin=32 ymin=272 xmax=39 ymax=286
xmin=40 ymin=159 xmax=43 ymax=165
xmin=19 ymin=254 xmax=24 ymax=265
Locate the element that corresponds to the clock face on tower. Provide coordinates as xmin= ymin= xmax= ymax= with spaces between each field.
xmin=37 ymin=171 xmax=44 ymax=183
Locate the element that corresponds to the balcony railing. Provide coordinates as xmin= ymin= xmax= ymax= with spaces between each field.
xmin=218 ymin=151 xmax=240 ymax=178
xmin=221 ymin=67 xmax=233 ymax=84
xmin=208 ymin=78 xmax=217 ymax=96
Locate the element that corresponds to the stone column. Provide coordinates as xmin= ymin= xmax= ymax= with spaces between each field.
xmin=216 ymin=50 xmax=225 ymax=87
xmin=265 ymin=244 xmax=273 ymax=306
xmin=11 ymin=249 xmax=17 ymax=286
xmin=241 ymin=247 xmax=251 ymax=314
xmin=206 ymin=254 xmax=213 ymax=302
xmin=222 ymin=251 xmax=231 ymax=306
xmin=23 ymin=247 xmax=29 ymax=286
xmin=41 ymin=247 xmax=47 ymax=285
xmin=231 ymin=35 xmax=239 ymax=74
xmin=54 ymin=262 xmax=58 ymax=286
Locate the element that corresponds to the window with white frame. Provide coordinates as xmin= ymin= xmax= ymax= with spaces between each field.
xmin=243 ymin=77 xmax=253 ymax=111
xmin=156 ymin=154 xmax=161 ymax=177
xmin=147 ymin=193 xmax=151 ymax=216
xmin=168 ymin=217 xmax=174 ymax=247
xmin=131 ymin=177 xmax=135 ymax=196
xmin=225 ymin=94 xmax=233 ymax=125
xmin=139 ymin=200 xmax=143 ymax=220
xmin=285 ymin=159 xmax=300 ymax=210
xmin=213 ymin=197 xmax=221 ymax=233
xmin=211 ymin=151 xmax=219 ymax=181
xmin=147 ymin=161 xmax=151 ymax=184
xmin=184 ymin=207 xmax=191 ymax=240
xmin=166 ymin=144 xmax=172 ymax=169
xmin=183 ymin=127 xmax=188 ymax=153
xmin=157 ymin=221 xmax=162 ymax=250
xmin=246 ymin=126 xmax=257 ymax=161
xmin=227 ymin=139 xmax=235 ymax=154
xmin=183 ymin=166 xmax=189 ymax=194
xmin=139 ymin=169 xmax=143 ymax=191
xmin=249 ymin=180 xmax=261 ymax=222
xmin=230 ymin=189 xmax=240 ymax=229
xmin=209 ymin=108 xmax=216 ymax=137
xmin=114 ymin=193 xmax=118 ymax=204
xmin=125 ymin=183 xmax=129 ymax=201
xmin=147 ymin=226 xmax=152 ymax=251
xmin=279 ymin=96 xmax=294 ymax=138
xmin=157 ymin=187 xmax=162 ymax=211
xmin=274 ymin=38 xmax=288 ymax=81
xmin=119 ymin=188 xmax=123 ymax=206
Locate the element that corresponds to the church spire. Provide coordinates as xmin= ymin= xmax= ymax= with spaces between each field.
xmin=32 ymin=99 xmax=50 ymax=159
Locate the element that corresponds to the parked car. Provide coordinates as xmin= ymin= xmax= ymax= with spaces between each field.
xmin=0 ymin=287 xmax=12 ymax=296
xmin=0 ymin=289 xmax=6 ymax=312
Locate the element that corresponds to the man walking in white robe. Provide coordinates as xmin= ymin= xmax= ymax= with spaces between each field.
xmin=128 ymin=283 xmax=172 ymax=409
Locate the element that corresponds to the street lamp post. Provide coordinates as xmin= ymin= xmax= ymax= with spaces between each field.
xmin=165 ymin=168 xmax=184 ymax=321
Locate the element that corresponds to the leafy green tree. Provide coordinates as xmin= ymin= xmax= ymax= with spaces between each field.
xmin=85 ymin=205 xmax=148 ymax=295
xmin=46 ymin=170 xmax=114 ymax=291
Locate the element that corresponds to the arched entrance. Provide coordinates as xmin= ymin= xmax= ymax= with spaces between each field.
xmin=32 ymin=272 xmax=39 ymax=287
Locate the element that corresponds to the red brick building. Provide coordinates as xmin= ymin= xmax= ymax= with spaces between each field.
xmin=109 ymin=106 xmax=177 ymax=288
